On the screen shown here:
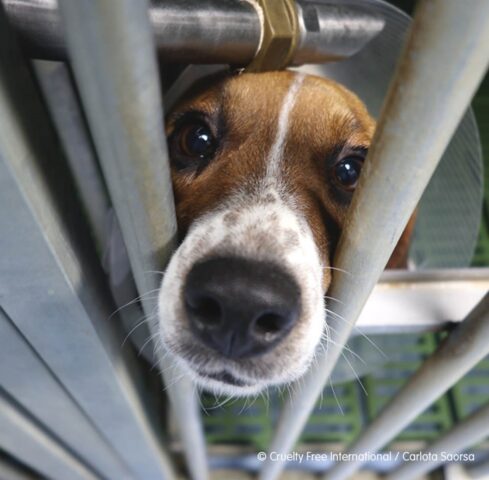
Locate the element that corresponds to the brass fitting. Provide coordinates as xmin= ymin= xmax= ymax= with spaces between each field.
xmin=246 ymin=0 xmax=299 ymax=72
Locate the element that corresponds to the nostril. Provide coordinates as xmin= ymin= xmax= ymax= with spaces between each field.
xmin=185 ymin=295 xmax=222 ymax=329
xmin=184 ymin=256 xmax=301 ymax=358
xmin=253 ymin=312 xmax=291 ymax=341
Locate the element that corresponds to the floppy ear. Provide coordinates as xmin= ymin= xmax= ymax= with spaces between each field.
xmin=386 ymin=212 xmax=417 ymax=269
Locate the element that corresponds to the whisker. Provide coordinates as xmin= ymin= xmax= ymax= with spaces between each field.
xmin=108 ymin=288 xmax=161 ymax=321
xmin=121 ymin=310 xmax=158 ymax=347
xmin=321 ymin=328 xmax=366 ymax=365
xmin=137 ymin=331 xmax=160 ymax=357
xmin=322 ymin=266 xmax=352 ymax=276
xmin=328 ymin=379 xmax=344 ymax=415
xmin=324 ymin=295 xmax=345 ymax=305
xmin=339 ymin=350 xmax=368 ymax=396
xmin=161 ymin=371 xmax=188 ymax=393
xmin=325 ymin=308 xmax=387 ymax=359
xmin=143 ymin=270 xmax=166 ymax=277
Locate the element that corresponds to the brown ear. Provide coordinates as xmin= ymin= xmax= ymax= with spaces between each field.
xmin=386 ymin=212 xmax=417 ymax=269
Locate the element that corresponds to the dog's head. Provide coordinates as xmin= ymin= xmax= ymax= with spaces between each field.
xmin=157 ymin=70 xmax=402 ymax=395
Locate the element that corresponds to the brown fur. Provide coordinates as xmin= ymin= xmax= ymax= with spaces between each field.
xmin=166 ymin=71 xmax=412 ymax=287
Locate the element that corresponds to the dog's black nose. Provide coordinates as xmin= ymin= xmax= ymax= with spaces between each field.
xmin=183 ymin=256 xmax=301 ymax=359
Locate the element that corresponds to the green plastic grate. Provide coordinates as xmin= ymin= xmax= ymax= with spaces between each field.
xmin=201 ymin=382 xmax=363 ymax=450
xmin=364 ymin=334 xmax=453 ymax=442
xmin=451 ymin=356 xmax=489 ymax=421
xmin=201 ymin=336 xmax=489 ymax=449
xmin=471 ymin=75 xmax=489 ymax=267
xmin=201 ymin=394 xmax=274 ymax=451
xmin=299 ymin=382 xmax=363 ymax=444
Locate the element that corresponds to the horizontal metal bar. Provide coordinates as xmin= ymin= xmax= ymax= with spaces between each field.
xmin=324 ymin=291 xmax=489 ymax=480
xmin=58 ymin=0 xmax=207 ymax=478
xmin=357 ymin=268 xmax=489 ymax=333
xmin=0 ymin=388 xmax=98 ymax=480
xmin=260 ymin=0 xmax=489 ymax=478
xmin=385 ymin=402 xmax=489 ymax=480
xmin=3 ymin=0 xmax=384 ymax=66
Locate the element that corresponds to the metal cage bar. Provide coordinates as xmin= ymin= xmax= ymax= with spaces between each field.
xmin=58 ymin=0 xmax=208 ymax=479
xmin=0 ymin=5 xmax=178 ymax=480
xmin=0 ymin=308 xmax=131 ymax=479
xmin=324 ymin=292 xmax=489 ymax=480
xmin=0 ymin=388 xmax=98 ymax=480
xmin=385 ymin=401 xmax=489 ymax=480
xmin=467 ymin=455 xmax=489 ymax=479
xmin=260 ymin=1 xmax=489 ymax=479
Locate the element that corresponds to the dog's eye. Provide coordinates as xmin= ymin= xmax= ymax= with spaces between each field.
xmin=333 ymin=156 xmax=364 ymax=191
xmin=176 ymin=122 xmax=216 ymax=160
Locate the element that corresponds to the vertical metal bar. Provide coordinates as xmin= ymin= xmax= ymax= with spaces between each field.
xmin=1 ymin=6 xmax=176 ymax=480
xmin=324 ymin=292 xmax=489 ymax=480
xmin=33 ymin=60 xmax=110 ymax=250
xmin=58 ymin=1 xmax=208 ymax=479
xmin=260 ymin=1 xmax=489 ymax=479
xmin=385 ymin=402 xmax=489 ymax=480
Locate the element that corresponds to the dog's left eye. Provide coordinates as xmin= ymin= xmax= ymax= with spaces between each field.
xmin=176 ymin=122 xmax=216 ymax=160
xmin=333 ymin=156 xmax=364 ymax=191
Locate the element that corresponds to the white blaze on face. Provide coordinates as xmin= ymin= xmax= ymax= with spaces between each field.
xmin=157 ymin=72 xmax=327 ymax=395
xmin=265 ymin=73 xmax=306 ymax=182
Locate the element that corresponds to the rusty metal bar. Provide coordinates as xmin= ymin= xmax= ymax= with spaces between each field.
xmin=259 ymin=1 xmax=489 ymax=479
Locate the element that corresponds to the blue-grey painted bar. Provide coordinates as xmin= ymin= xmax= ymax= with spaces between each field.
xmin=323 ymin=296 xmax=489 ymax=480
xmin=58 ymin=1 xmax=208 ymax=478
xmin=0 ymin=5 xmax=176 ymax=480
xmin=0 ymin=388 xmax=98 ymax=480
xmin=386 ymin=401 xmax=489 ymax=480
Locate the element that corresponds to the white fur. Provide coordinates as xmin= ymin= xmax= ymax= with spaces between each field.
xmin=266 ymin=73 xmax=305 ymax=180
xmin=157 ymin=73 xmax=326 ymax=396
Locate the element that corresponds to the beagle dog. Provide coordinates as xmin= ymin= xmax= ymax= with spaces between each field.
xmin=157 ymin=70 xmax=413 ymax=396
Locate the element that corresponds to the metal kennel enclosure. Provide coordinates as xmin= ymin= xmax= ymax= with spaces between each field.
xmin=1 ymin=0 xmax=489 ymax=479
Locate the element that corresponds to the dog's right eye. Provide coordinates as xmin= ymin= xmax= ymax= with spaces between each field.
xmin=171 ymin=121 xmax=217 ymax=165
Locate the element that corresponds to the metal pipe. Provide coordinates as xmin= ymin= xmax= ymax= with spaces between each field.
xmin=357 ymin=268 xmax=489 ymax=334
xmin=467 ymin=456 xmax=489 ymax=479
xmin=385 ymin=402 xmax=489 ymax=480
xmin=0 ymin=5 xmax=179 ymax=479
xmin=58 ymin=1 xmax=207 ymax=479
xmin=259 ymin=0 xmax=489 ymax=479
xmin=324 ymin=293 xmax=489 ymax=480
xmin=3 ymin=0 xmax=384 ymax=66
xmin=0 ymin=388 xmax=99 ymax=480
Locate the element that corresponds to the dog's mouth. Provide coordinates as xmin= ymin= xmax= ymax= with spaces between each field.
xmin=187 ymin=358 xmax=270 ymax=396
xmin=198 ymin=369 xmax=251 ymax=387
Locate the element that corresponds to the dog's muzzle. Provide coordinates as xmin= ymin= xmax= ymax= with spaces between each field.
xmin=157 ymin=198 xmax=326 ymax=396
